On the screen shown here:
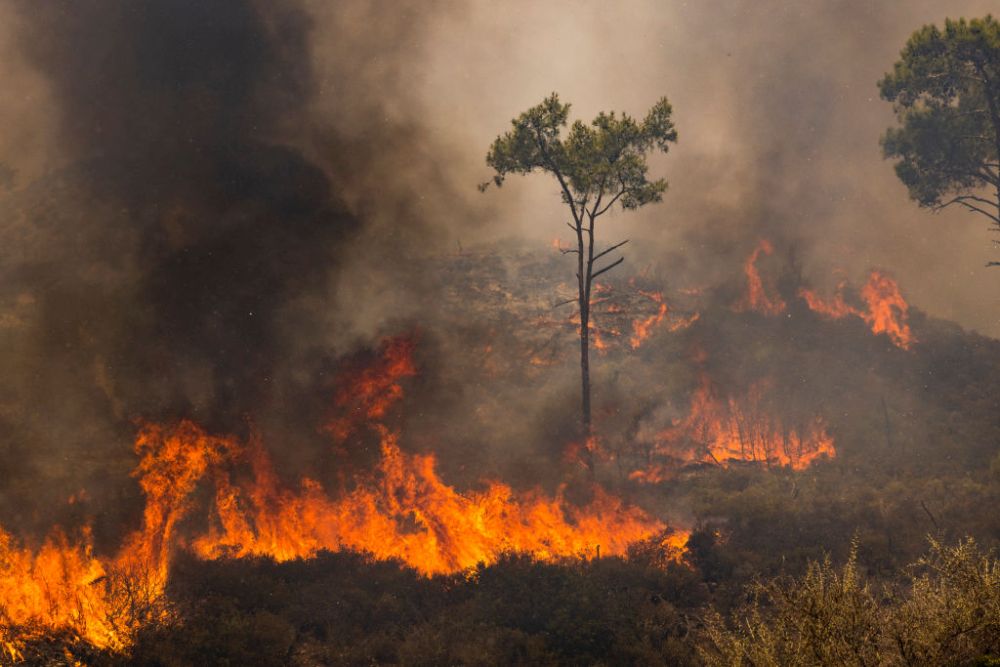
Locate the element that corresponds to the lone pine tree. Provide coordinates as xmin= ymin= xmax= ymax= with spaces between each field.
xmin=481 ymin=94 xmax=676 ymax=471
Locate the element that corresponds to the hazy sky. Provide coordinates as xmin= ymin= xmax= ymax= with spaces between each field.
xmin=402 ymin=0 xmax=1000 ymax=336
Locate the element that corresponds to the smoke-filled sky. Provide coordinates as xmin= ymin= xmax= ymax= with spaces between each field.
xmin=2 ymin=0 xmax=998 ymax=336
xmin=0 ymin=0 xmax=998 ymax=532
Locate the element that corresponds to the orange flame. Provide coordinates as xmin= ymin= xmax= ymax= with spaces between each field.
xmin=736 ymin=240 xmax=786 ymax=315
xmin=799 ymin=271 xmax=914 ymax=349
xmin=660 ymin=530 xmax=691 ymax=563
xmin=192 ymin=426 xmax=663 ymax=575
xmin=0 ymin=420 xmax=230 ymax=650
xmin=568 ymin=311 xmax=616 ymax=353
xmin=0 ymin=526 xmax=113 ymax=651
xmin=193 ymin=338 xmax=664 ymax=574
xmin=325 ymin=336 xmax=417 ymax=441
xmin=860 ymin=271 xmax=913 ymax=349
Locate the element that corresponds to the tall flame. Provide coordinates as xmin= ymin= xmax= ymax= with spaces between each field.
xmin=736 ymin=240 xmax=787 ymax=315
xmin=194 ymin=336 xmax=666 ymax=574
xmin=799 ymin=271 xmax=914 ymax=349
xmin=860 ymin=271 xmax=913 ymax=349
xmin=0 ymin=420 xmax=231 ymax=651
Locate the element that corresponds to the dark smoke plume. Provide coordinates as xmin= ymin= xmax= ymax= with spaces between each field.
xmin=0 ymin=0 xmax=459 ymax=535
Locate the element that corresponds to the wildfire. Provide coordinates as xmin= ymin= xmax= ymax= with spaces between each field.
xmin=798 ymin=271 xmax=914 ymax=349
xmin=0 ymin=526 xmax=112 ymax=652
xmin=559 ymin=284 xmax=696 ymax=354
xmin=1 ymin=335 xmax=676 ymax=652
xmin=563 ymin=435 xmax=610 ymax=469
xmin=735 ymin=239 xmax=915 ymax=349
xmin=631 ymin=374 xmax=836 ymax=483
xmin=661 ymin=530 xmax=691 ymax=562
xmin=568 ymin=309 xmax=617 ymax=353
xmin=799 ymin=279 xmax=858 ymax=319
xmin=194 ymin=337 xmax=664 ymax=574
xmin=736 ymin=240 xmax=787 ymax=315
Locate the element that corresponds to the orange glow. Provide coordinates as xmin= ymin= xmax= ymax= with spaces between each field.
xmin=591 ymin=322 xmax=610 ymax=351
xmin=736 ymin=240 xmax=786 ymax=315
xmin=660 ymin=530 xmax=691 ymax=563
xmin=0 ymin=526 xmax=113 ymax=651
xmin=798 ymin=280 xmax=860 ymax=319
xmin=563 ymin=435 xmax=607 ymax=469
xmin=632 ymin=374 xmax=835 ymax=482
xmin=568 ymin=310 xmax=617 ymax=352
xmin=799 ymin=271 xmax=914 ymax=349
xmin=668 ymin=311 xmax=701 ymax=331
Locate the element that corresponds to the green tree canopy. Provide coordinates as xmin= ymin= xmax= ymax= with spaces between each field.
xmin=879 ymin=16 xmax=1000 ymax=243
xmin=482 ymin=93 xmax=677 ymax=216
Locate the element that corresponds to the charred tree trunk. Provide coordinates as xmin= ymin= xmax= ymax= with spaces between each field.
xmin=573 ymin=207 xmax=627 ymax=478
xmin=576 ymin=215 xmax=594 ymax=476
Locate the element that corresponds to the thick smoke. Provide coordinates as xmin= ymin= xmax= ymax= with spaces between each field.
xmin=7 ymin=1 xmax=352 ymax=423
xmin=0 ymin=0 xmax=473 ymax=535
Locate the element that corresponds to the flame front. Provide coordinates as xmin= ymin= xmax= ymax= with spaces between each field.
xmin=0 ymin=421 xmax=230 ymax=651
xmin=0 ymin=335 xmax=672 ymax=651
xmin=859 ymin=271 xmax=914 ymax=349
xmin=192 ymin=426 xmax=664 ymax=575
xmin=736 ymin=239 xmax=914 ymax=350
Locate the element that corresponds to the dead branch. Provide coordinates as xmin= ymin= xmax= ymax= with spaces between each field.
xmin=593 ymin=239 xmax=630 ymax=262
xmin=591 ymin=256 xmax=625 ymax=280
